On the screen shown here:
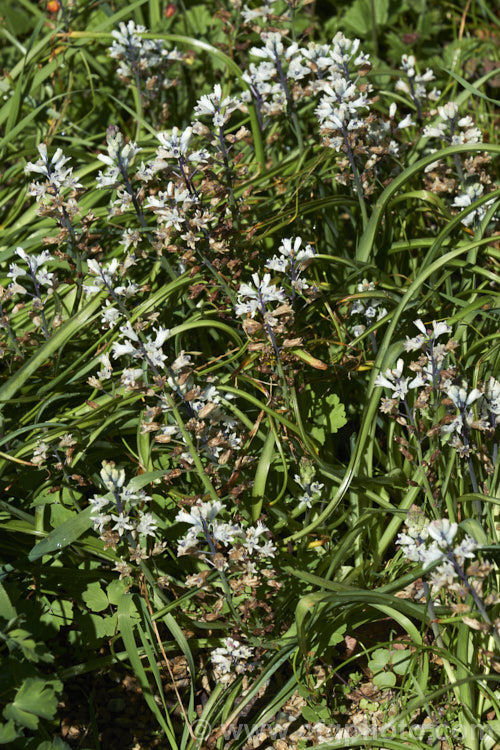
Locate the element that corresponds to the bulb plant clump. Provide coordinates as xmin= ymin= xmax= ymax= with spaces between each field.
xmin=1 ymin=1 xmax=500 ymax=748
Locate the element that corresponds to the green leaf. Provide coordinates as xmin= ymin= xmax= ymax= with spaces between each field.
xmin=36 ymin=738 xmax=72 ymax=750
xmin=179 ymin=4 xmax=220 ymax=35
xmin=368 ymin=647 xmax=391 ymax=674
xmin=40 ymin=598 xmax=74 ymax=632
xmin=7 ymin=628 xmax=52 ymax=663
xmin=373 ymin=671 xmax=396 ymax=688
xmin=28 ymin=507 xmax=93 ymax=562
xmin=391 ymin=649 xmax=411 ymax=676
xmin=0 ymin=583 xmax=16 ymax=621
xmin=328 ymin=624 xmax=347 ymax=647
xmin=3 ymin=678 xmax=61 ymax=730
xmin=301 ymin=705 xmax=324 ymax=723
xmin=117 ymin=594 xmax=178 ymax=747
xmin=106 ymin=578 xmax=128 ymax=606
xmin=443 ymin=67 xmax=500 ymax=107
xmin=0 ymin=293 xmax=106 ymax=408
xmin=92 ymin=613 xmax=117 ymax=639
xmin=82 ymin=582 xmax=109 ymax=613
xmin=251 ymin=428 xmax=275 ymax=522
xmin=302 ymin=385 xmax=347 ymax=443
xmin=342 ymin=0 xmax=389 ymax=36
xmin=0 ymin=720 xmax=18 ymax=744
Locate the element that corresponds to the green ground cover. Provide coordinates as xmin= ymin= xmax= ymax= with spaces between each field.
xmin=1 ymin=0 xmax=500 ymax=747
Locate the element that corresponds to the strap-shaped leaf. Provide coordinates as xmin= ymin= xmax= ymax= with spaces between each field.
xmin=0 ymin=292 xmax=106 ymax=407
xmin=28 ymin=507 xmax=93 ymax=562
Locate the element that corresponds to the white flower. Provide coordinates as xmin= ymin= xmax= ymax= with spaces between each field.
xmin=175 ymin=500 xmax=224 ymax=531
xmin=101 ymin=302 xmax=121 ymax=327
xmin=278 ymin=237 xmax=315 ymax=265
xmin=211 ymin=638 xmax=254 ymax=677
xmin=211 ymin=648 xmax=232 ymax=674
xmin=441 ymin=414 xmax=463 ymax=436
xmin=427 ymin=518 xmax=458 ymax=547
xmin=453 ymin=183 xmax=483 ymax=208
xmin=121 ymin=368 xmax=143 ymax=387
xmin=375 ymin=359 xmax=415 ymax=399
xmin=266 ymin=255 xmax=289 ymax=273
xmin=352 ymin=324 xmax=366 ymax=337
xmin=453 ymin=535 xmax=477 ymax=560
xmin=92 ymin=513 xmax=112 ymax=534
xmin=236 ymin=272 xmax=285 ymax=317
xmin=423 ymin=124 xmax=446 ymax=138
xmin=25 ymin=143 xmax=82 ymax=191
xmin=452 ymin=184 xmax=494 ymax=227
xmin=419 ymin=541 xmax=447 ymax=568
xmin=111 ymin=513 xmax=134 ymax=536
xmin=438 ymin=102 xmax=458 ymax=120
xmin=430 ymin=560 xmax=456 ymax=590
xmin=100 ymin=461 xmax=126 ymax=491
xmin=404 ymin=319 xmax=452 ymax=352
xmin=241 ymin=5 xmax=268 ymax=23
xmin=212 ymin=521 xmax=242 ymax=545
xmin=193 ymin=83 xmax=240 ymax=127
xmin=98 ymin=353 xmax=113 ymax=380
xmin=403 ymin=333 xmax=426 ymax=352
xmin=431 ymin=321 xmax=452 ymax=338
xmin=171 ymin=351 xmax=192 ymax=372
xmin=294 ymin=474 xmax=324 ymax=509
xmin=89 ymin=494 xmax=111 ymax=512
xmin=484 ymin=377 xmax=500 ymax=417
xmin=446 ymin=384 xmax=482 ymax=410
xmin=257 ymin=539 xmax=276 ymax=558
xmin=398 ymin=114 xmax=415 ymax=129
xmin=112 ymin=340 xmax=139 ymax=359
xmin=244 ymin=521 xmax=269 ymax=553
xmin=136 ymin=512 xmax=158 ymax=537
xmin=176 ymin=530 xmax=199 ymax=557
xmin=96 ymin=128 xmax=140 ymax=188
xmin=157 ymin=126 xmax=193 ymax=159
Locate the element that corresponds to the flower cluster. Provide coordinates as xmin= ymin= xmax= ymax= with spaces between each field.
xmin=83 ymin=257 xmax=138 ymax=299
xmin=349 ymin=279 xmax=387 ymax=338
xmin=25 ymin=143 xmax=82 ymax=198
xmin=108 ymin=20 xmax=184 ymax=112
xmin=127 ymin=113 xmax=248 ymax=270
xmin=376 ymin=319 xmax=499 ymax=495
xmin=452 ymin=183 xmax=496 ymax=228
xmin=211 ymin=637 xmax=255 ymax=684
xmin=162 ymin=355 xmax=245 ymax=471
xmin=266 ymin=236 xmax=315 ymax=298
xmin=423 ymin=101 xmax=481 ymax=146
xmin=30 ymin=434 xmax=76 ymax=469
xmin=235 ymin=238 xmax=319 ymax=366
xmin=376 ymin=318 xmax=454 ymax=409
xmin=316 ymin=76 xmax=370 ymax=152
xmin=396 ymin=509 xmax=496 ymax=625
xmin=23 ymin=143 xmax=83 ymax=240
xmin=89 ymin=461 xmax=162 ymax=576
xmin=395 ymin=54 xmax=440 ymax=118
xmin=294 ymin=474 xmax=324 ymax=511
xmin=175 ymin=499 xmax=276 ymax=562
xmin=193 ymin=83 xmax=241 ymax=129
xmin=96 ymin=126 xmax=141 ymax=190
xmin=7 ymin=247 xmax=54 ymax=295
xmin=235 ymin=272 xmax=286 ymax=320
xmin=241 ymin=31 xmax=370 ymax=122
xmin=241 ymin=1 xmax=280 ymax=25
xmin=5 ymin=247 xmax=57 ymax=339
